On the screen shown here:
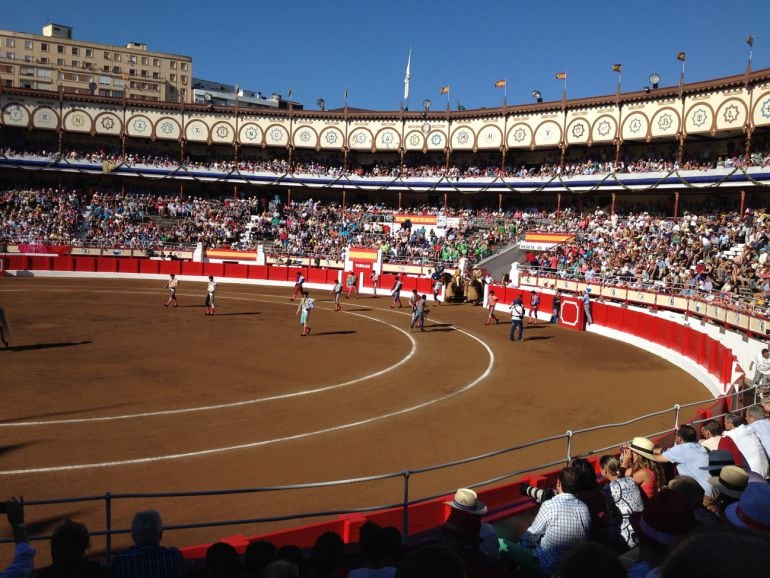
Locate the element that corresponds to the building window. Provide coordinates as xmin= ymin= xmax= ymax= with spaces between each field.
xmin=85 ymin=48 xmax=93 ymax=58
xmin=129 ymin=68 xmax=136 ymax=76
xmin=57 ymin=58 xmax=64 ymax=66
xmin=24 ymin=40 xmax=33 ymax=50
xmin=5 ymin=39 xmax=14 ymax=48
xmin=40 ymin=57 xmax=49 ymax=64
xmin=5 ymin=52 xmax=15 ymax=60
xmin=181 ymin=62 xmax=188 ymax=71
xmin=170 ymin=73 xmax=176 ymax=82
xmin=152 ymin=71 xmax=159 ymax=79
xmin=99 ymin=75 xmax=111 ymax=85
xmin=140 ymin=69 xmax=147 ymax=77
xmin=24 ymin=55 xmax=33 ymax=62
xmin=181 ymin=75 xmax=187 ymax=85
xmin=57 ymin=45 xmax=64 ymax=53
xmin=20 ymin=66 xmax=34 ymax=76
xmin=113 ymin=52 xmax=121 ymax=61
xmin=36 ymin=68 xmax=52 ymax=79
xmin=104 ymin=51 xmax=111 ymax=60
xmin=83 ymin=62 xmax=91 ymax=69
xmin=141 ymin=56 xmax=148 ymax=66
xmin=41 ymin=42 xmax=48 ymax=52
xmin=71 ymin=60 xmax=79 ymax=68
xmin=71 ymin=46 xmax=79 ymax=56
xmin=129 ymin=54 xmax=136 ymax=64
xmin=112 ymin=65 xmax=121 ymax=74
xmin=170 ymin=61 xmax=177 ymax=69
xmin=153 ymin=58 xmax=160 ymax=67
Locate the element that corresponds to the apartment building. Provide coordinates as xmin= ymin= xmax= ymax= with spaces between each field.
xmin=0 ymin=23 xmax=193 ymax=103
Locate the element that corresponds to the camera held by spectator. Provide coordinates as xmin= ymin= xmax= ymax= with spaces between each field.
xmin=519 ymin=483 xmax=555 ymax=504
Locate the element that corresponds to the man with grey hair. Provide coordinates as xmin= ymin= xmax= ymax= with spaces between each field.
xmin=113 ymin=510 xmax=186 ymax=578
xmin=746 ymin=405 xmax=770 ymax=464
xmin=724 ymin=413 xmax=769 ymax=478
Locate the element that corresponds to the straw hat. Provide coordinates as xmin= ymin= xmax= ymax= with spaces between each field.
xmin=709 ymin=465 xmax=749 ymax=499
xmin=629 ymin=437 xmax=656 ymax=460
xmin=445 ymin=488 xmax=487 ymax=516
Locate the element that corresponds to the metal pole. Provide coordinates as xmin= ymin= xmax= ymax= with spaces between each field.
xmin=673 ymin=404 xmax=681 ymax=430
xmin=401 ymin=470 xmax=411 ymax=542
xmin=565 ymin=430 xmax=574 ymax=463
xmin=105 ymin=491 xmax=112 ymax=566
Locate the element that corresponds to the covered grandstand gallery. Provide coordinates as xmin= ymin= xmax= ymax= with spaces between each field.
xmin=1 ymin=66 xmax=770 ymax=569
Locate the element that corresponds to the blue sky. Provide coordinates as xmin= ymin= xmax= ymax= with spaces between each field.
xmin=5 ymin=0 xmax=770 ymax=111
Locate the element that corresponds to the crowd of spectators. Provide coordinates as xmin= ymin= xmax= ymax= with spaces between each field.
xmin=520 ymin=204 xmax=770 ymax=309
xmin=4 ymin=145 xmax=770 ymax=182
xmin=3 ymin=411 xmax=769 ymax=578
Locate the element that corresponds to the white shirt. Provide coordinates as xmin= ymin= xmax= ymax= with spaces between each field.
xmin=749 ymin=418 xmax=770 ymax=461
xmin=726 ymin=424 xmax=770 ymax=477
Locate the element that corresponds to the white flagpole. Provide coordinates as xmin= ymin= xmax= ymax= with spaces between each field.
xmin=403 ymin=46 xmax=412 ymax=110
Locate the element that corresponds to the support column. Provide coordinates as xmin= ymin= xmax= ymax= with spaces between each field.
xmin=556 ymin=193 xmax=562 ymax=217
xmin=498 ymin=192 xmax=503 ymax=212
xmin=398 ymin=191 xmax=402 ymax=211
xmin=740 ymin=189 xmax=746 ymax=216
xmin=611 ymin=192 xmax=616 ymax=216
xmin=674 ymin=191 xmax=680 ymax=222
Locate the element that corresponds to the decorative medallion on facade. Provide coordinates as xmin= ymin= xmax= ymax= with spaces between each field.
xmin=457 ymin=130 xmax=470 ymax=144
xmin=762 ymin=97 xmax=770 ymax=119
xmin=269 ymin=128 xmax=283 ymax=142
xmin=100 ymin=116 xmax=115 ymax=130
xmin=299 ymin=129 xmax=311 ymax=143
xmin=629 ymin=118 xmax=642 ymax=134
xmin=513 ymin=127 xmax=527 ymax=142
xmin=39 ymin=113 xmax=49 ymax=123
xmin=485 ymin=131 xmax=494 ymax=143
xmin=691 ymin=107 xmax=709 ymax=128
xmin=409 ymin=134 xmax=420 ymax=146
xmin=570 ymin=123 xmax=585 ymax=139
xmin=324 ymin=131 xmax=338 ymax=144
xmin=215 ymin=125 xmax=229 ymax=139
xmin=657 ymin=113 xmax=673 ymax=131
xmin=381 ymin=132 xmax=394 ymax=145
xmin=722 ymin=104 xmax=740 ymax=124
xmin=5 ymin=105 xmax=23 ymax=122
xmin=132 ymin=118 xmax=148 ymax=133
xmin=354 ymin=132 xmax=366 ymax=144
xmin=191 ymin=125 xmax=202 ymax=136
xmin=596 ymin=120 xmax=612 ymax=137
xmin=244 ymin=127 xmax=259 ymax=141
xmin=421 ymin=123 xmax=430 ymax=134
xmin=430 ymin=133 xmax=442 ymax=146
xmin=160 ymin=121 xmax=174 ymax=135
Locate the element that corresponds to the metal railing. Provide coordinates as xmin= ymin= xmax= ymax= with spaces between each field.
xmin=4 ymin=386 xmax=753 ymax=562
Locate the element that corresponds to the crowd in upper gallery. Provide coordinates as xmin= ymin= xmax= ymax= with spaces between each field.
xmin=3 ymin=143 xmax=770 ymax=180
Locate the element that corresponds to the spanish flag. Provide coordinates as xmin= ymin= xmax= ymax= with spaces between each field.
xmin=747 ymin=35 xmax=754 ymax=47
xmin=494 ymin=79 xmax=506 ymax=88
xmin=612 ymin=64 xmax=622 ymax=73
xmin=555 ymin=72 xmax=567 ymax=80
xmin=440 ymin=85 xmax=450 ymax=95
xmin=676 ymin=51 xmax=686 ymax=61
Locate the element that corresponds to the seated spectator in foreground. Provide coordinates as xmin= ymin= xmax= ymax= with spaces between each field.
xmin=504 ymin=467 xmax=590 ymax=577
xmin=554 ymin=541 xmax=627 ymax=578
xmin=439 ymin=509 xmax=507 ymax=578
xmin=699 ymin=419 xmax=748 ymax=469
xmin=650 ymin=425 xmax=717 ymax=503
xmin=0 ymin=497 xmax=34 ymax=578
xmin=570 ymin=458 xmax=610 ymax=546
xmin=621 ymin=437 xmax=666 ymax=500
xmin=36 ymin=519 xmax=105 ymax=578
xmin=309 ymin=532 xmax=346 ymax=578
xmin=599 ymin=454 xmax=644 ymax=551
xmin=263 ymin=559 xmax=300 ymax=578
xmin=444 ymin=488 xmax=500 ymax=563
xmin=394 ymin=544 xmax=465 ymax=578
xmin=724 ymin=482 xmax=770 ymax=535
xmin=667 ymin=476 xmax=719 ymax=527
xmin=243 ymin=540 xmax=276 ymax=578
xmin=745 ymin=405 xmax=770 ymax=461
xmin=707 ymin=465 xmax=750 ymax=517
xmin=112 ymin=510 xmax=186 ymax=578
xmin=276 ymin=545 xmax=304 ymax=575
xmin=348 ymin=521 xmax=395 ymax=578
xmin=627 ymin=490 xmax=696 ymax=578
xmin=205 ymin=542 xmax=242 ymax=578
xmin=724 ymin=413 xmax=769 ymax=478
xmin=660 ymin=527 xmax=770 ymax=578
xmin=381 ymin=527 xmax=401 ymax=569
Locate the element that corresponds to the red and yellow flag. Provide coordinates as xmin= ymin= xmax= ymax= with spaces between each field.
xmin=676 ymin=51 xmax=686 ymax=61
xmin=612 ymin=63 xmax=622 ymax=73
xmin=494 ymin=79 xmax=506 ymax=88
xmin=555 ymin=71 xmax=567 ymax=80
xmin=440 ymin=85 xmax=450 ymax=95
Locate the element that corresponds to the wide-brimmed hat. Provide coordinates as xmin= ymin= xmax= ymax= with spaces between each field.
xmin=445 ymin=488 xmax=487 ymax=515
xmin=700 ymin=449 xmax=735 ymax=476
xmin=725 ymin=483 xmax=770 ymax=534
xmin=709 ymin=465 xmax=749 ymax=499
xmin=630 ymin=489 xmax=695 ymax=550
xmin=629 ymin=437 xmax=656 ymax=460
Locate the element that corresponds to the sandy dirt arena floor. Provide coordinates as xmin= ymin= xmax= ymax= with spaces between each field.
xmin=0 ymin=276 xmax=713 ymax=563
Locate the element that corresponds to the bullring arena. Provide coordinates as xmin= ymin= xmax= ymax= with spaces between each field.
xmin=2 ymin=37 xmax=770 ymax=574
xmin=0 ymin=272 xmax=717 ymax=560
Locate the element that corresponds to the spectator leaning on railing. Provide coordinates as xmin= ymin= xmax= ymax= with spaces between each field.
xmin=0 ymin=497 xmax=35 ymax=578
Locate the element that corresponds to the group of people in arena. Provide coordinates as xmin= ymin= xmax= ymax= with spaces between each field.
xmin=2 ymin=411 xmax=769 ymax=578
